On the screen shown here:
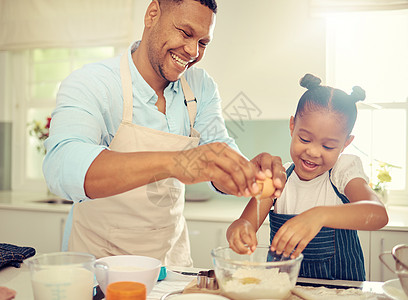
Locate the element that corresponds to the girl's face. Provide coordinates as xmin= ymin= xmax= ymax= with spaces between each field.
xmin=289 ymin=110 xmax=354 ymax=181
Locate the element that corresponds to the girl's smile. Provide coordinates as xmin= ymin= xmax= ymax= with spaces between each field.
xmin=301 ymin=159 xmax=319 ymax=171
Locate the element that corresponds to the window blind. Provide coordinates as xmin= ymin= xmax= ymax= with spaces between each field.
xmin=311 ymin=0 xmax=408 ymax=14
xmin=0 ymin=0 xmax=139 ymax=50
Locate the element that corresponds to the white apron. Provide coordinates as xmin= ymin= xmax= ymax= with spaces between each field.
xmin=68 ymin=49 xmax=200 ymax=267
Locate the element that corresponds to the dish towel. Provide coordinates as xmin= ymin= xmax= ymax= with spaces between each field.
xmin=0 ymin=243 xmax=36 ymax=269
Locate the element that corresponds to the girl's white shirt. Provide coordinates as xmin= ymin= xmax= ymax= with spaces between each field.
xmin=275 ymin=154 xmax=369 ymax=214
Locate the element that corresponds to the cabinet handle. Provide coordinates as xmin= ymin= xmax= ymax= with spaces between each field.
xmin=189 ymin=230 xmax=200 ymax=236
xmin=60 ymin=218 xmax=66 ymax=250
xmin=380 ymin=238 xmax=384 ymax=282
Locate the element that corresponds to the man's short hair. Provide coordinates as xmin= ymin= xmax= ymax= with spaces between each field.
xmin=158 ymin=0 xmax=217 ymax=14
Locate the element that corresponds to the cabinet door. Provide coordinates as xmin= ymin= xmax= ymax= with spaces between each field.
xmin=187 ymin=220 xmax=229 ymax=269
xmin=370 ymin=230 xmax=408 ymax=282
xmin=257 ymin=224 xmax=271 ymax=246
xmin=187 ymin=220 xmax=272 ymax=269
xmin=357 ymin=231 xmax=371 ymax=280
xmin=0 ymin=209 xmax=67 ymax=253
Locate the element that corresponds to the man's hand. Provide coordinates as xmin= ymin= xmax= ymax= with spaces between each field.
xmin=250 ymin=153 xmax=286 ymax=198
xmin=172 ymin=142 xmax=262 ymax=196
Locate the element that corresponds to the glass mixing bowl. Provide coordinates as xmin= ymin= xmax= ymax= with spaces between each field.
xmin=211 ymin=245 xmax=303 ymax=300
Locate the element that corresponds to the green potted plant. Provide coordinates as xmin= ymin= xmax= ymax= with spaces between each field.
xmin=371 ymin=161 xmax=399 ymax=205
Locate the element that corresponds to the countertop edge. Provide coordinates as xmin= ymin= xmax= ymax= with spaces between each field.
xmin=0 ymin=191 xmax=407 ymax=230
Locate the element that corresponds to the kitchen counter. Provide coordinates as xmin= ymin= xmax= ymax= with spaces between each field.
xmin=0 ymin=261 xmax=390 ymax=300
xmin=0 ymin=190 xmax=407 ymax=230
xmin=0 ymin=191 xmax=71 ymax=213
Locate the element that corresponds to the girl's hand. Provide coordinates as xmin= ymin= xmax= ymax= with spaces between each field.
xmin=226 ymin=218 xmax=258 ymax=255
xmin=271 ymin=207 xmax=324 ymax=258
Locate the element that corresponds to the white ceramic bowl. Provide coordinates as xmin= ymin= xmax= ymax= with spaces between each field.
xmin=211 ymin=245 xmax=303 ymax=300
xmin=94 ymin=255 xmax=161 ymax=295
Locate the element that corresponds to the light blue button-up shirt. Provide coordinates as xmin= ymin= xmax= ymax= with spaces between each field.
xmin=43 ymin=43 xmax=241 ymax=202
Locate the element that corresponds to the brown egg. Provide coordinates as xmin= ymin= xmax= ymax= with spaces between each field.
xmin=255 ymin=177 xmax=275 ymax=199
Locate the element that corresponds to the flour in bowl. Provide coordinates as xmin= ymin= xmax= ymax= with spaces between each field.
xmin=221 ymin=267 xmax=293 ymax=300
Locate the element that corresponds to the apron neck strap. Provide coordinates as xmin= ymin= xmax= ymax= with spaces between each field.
xmin=179 ymin=76 xmax=200 ymax=138
xmin=120 ymin=50 xmax=134 ymax=123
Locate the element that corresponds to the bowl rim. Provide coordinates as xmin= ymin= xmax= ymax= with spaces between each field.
xmin=392 ymin=244 xmax=408 ymax=271
xmin=211 ymin=245 xmax=303 ymax=267
xmin=95 ymin=254 xmax=162 ymax=270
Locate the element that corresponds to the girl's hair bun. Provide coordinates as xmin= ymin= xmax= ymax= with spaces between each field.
xmin=350 ymin=86 xmax=366 ymax=103
xmin=300 ymin=73 xmax=322 ymax=90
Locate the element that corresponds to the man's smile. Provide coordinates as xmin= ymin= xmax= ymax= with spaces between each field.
xmin=171 ymin=53 xmax=190 ymax=68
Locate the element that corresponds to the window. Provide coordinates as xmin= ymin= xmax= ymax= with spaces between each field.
xmin=10 ymin=47 xmax=121 ymax=192
xmin=326 ymin=9 xmax=408 ymax=205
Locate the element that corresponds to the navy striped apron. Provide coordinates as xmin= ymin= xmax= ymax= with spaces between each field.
xmin=268 ymin=164 xmax=366 ymax=281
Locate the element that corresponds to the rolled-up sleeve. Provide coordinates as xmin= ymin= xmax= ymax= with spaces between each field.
xmin=43 ymin=63 xmax=119 ymax=201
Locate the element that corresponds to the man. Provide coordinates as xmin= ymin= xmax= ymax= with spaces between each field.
xmin=43 ymin=0 xmax=285 ymax=266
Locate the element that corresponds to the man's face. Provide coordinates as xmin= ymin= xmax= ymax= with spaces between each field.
xmin=146 ymin=0 xmax=216 ymax=83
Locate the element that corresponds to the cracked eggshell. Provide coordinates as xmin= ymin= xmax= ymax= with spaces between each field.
xmin=256 ymin=177 xmax=275 ymax=199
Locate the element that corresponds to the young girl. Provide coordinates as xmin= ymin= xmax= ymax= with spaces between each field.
xmin=226 ymin=74 xmax=389 ymax=281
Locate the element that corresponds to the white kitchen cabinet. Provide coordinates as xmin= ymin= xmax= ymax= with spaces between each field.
xmin=0 ymin=208 xmax=68 ymax=253
xmin=357 ymin=231 xmax=371 ymax=280
xmin=370 ymin=229 xmax=408 ymax=282
xmin=187 ymin=220 xmax=228 ymax=268
xmin=187 ymin=220 xmax=270 ymax=269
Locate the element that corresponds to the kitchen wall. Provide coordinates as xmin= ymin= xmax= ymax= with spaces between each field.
xmin=198 ymin=0 xmax=326 ymax=120
xmin=185 ymin=119 xmax=292 ymax=199
xmin=226 ymin=119 xmax=291 ymax=162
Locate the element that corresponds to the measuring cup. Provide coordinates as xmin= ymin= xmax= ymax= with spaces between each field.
xmin=24 ymin=252 xmax=97 ymax=300
xmin=379 ymin=244 xmax=408 ymax=296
